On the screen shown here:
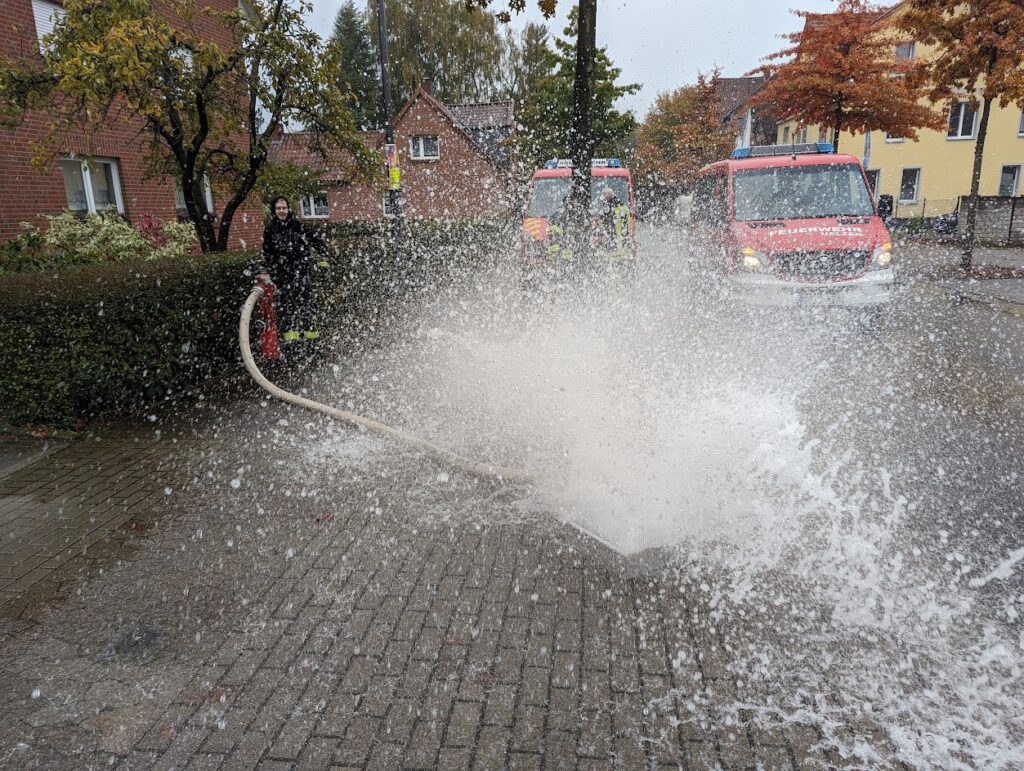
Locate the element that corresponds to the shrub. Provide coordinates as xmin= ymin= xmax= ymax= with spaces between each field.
xmin=0 ymin=252 xmax=254 ymax=426
xmin=0 ymin=212 xmax=199 ymax=275
xmin=0 ymin=216 xmax=502 ymax=427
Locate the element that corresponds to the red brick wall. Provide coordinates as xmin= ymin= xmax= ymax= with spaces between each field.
xmin=0 ymin=0 xmax=262 ymax=249
xmin=314 ymin=96 xmax=514 ymax=222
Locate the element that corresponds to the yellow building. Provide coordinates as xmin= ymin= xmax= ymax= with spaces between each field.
xmin=773 ymin=2 xmax=1024 ymax=220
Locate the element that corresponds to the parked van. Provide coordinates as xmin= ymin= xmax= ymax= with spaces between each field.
xmin=521 ymin=158 xmax=636 ymax=272
xmin=689 ymin=143 xmax=894 ymax=306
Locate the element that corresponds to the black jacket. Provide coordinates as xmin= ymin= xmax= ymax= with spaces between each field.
xmin=260 ymin=214 xmax=328 ymax=284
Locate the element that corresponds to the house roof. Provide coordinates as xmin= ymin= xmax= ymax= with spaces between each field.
xmin=268 ymin=130 xmax=381 ymax=182
xmin=448 ymin=101 xmax=515 ymax=129
xmin=270 ymin=88 xmax=516 ymax=179
xmin=396 ymin=86 xmax=515 ymax=169
xmin=716 ymin=75 xmax=769 ymax=119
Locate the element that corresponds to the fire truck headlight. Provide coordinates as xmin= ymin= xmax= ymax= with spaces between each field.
xmin=739 ymin=247 xmax=764 ymax=271
xmin=872 ymin=242 xmax=893 ymax=268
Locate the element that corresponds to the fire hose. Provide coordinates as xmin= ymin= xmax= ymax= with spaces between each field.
xmin=239 ymin=286 xmax=532 ymax=484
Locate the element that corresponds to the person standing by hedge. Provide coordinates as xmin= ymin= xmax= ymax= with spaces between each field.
xmin=257 ymin=196 xmax=330 ymax=362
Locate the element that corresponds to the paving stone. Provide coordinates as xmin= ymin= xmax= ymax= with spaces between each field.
xmin=438 ymin=746 xmax=472 ymax=771
xmin=444 ymin=700 xmax=482 ymax=748
xmin=473 ymin=725 xmax=510 ymax=769
xmin=756 ymin=744 xmax=795 ymax=770
xmin=293 ymin=735 xmax=337 ymax=770
xmin=509 ymin=751 xmax=544 ymax=770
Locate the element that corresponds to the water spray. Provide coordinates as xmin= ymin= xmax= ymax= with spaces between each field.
xmin=239 ymin=286 xmax=531 ymax=484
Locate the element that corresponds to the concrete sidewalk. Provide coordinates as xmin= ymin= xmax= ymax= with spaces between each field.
xmin=0 ymin=401 xmax=846 ymax=770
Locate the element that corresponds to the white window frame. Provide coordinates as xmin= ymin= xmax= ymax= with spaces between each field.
xmin=781 ymin=125 xmax=791 ymax=144
xmin=299 ymin=192 xmax=330 ymax=219
xmin=898 ymin=167 xmax=921 ymax=204
xmin=998 ymin=165 xmax=1021 ymax=197
xmin=60 ymin=155 xmax=125 ymax=214
xmin=794 ymin=126 xmax=809 ymax=143
xmin=410 ymin=135 xmax=440 ymax=161
xmin=174 ymin=175 xmax=214 ymax=214
xmin=885 ymin=132 xmax=905 ymax=143
xmin=31 ymin=0 xmax=65 ymax=51
xmin=947 ymin=101 xmax=977 ymax=140
xmin=893 ymin=41 xmax=915 ymax=62
xmin=865 ymin=169 xmax=881 ymax=200
xmin=1018 ymin=110 xmax=1024 ymax=137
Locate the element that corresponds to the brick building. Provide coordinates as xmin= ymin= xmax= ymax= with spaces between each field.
xmin=271 ymin=82 xmax=517 ymax=223
xmin=0 ymin=0 xmax=263 ymax=248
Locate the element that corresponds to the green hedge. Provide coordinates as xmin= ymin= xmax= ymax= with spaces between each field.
xmin=0 ymin=217 xmax=510 ymax=427
xmin=0 ymin=252 xmax=255 ymax=426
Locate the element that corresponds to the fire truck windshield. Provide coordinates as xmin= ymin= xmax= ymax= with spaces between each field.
xmin=527 ymin=177 xmax=630 ymax=218
xmin=732 ymin=163 xmax=874 ymax=221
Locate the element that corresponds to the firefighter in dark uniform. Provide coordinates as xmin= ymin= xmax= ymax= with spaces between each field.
xmin=257 ymin=196 xmax=330 ymax=361
xmin=597 ymin=186 xmax=630 ymax=260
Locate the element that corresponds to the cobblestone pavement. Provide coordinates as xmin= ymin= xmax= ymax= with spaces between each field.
xmin=0 ymin=432 xmax=169 ymax=618
xmin=0 ymin=392 xmax=851 ymax=771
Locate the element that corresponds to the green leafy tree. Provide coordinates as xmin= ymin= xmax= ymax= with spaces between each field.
xmin=516 ymin=7 xmax=639 ymax=171
xmin=327 ymin=1 xmax=381 ymax=130
xmin=897 ymin=0 xmax=1024 ymax=271
xmin=635 ymin=71 xmax=736 ymax=200
xmin=0 ymin=0 xmax=375 ymax=252
xmin=367 ymin=0 xmax=506 ymax=110
xmin=497 ymin=22 xmax=551 ymax=106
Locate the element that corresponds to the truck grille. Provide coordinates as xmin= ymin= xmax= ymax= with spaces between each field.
xmin=770 ymin=250 xmax=869 ymax=279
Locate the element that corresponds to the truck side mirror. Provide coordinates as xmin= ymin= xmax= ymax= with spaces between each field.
xmin=878 ymin=194 xmax=894 ymax=220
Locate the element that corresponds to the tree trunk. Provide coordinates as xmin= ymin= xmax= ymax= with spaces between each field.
xmin=832 ymin=105 xmax=842 ymax=152
xmin=567 ymin=0 xmax=597 ymax=246
xmin=961 ymin=95 xmax=993 ymax=272
xmin=182 ymin=179 xmax=218 ymax=253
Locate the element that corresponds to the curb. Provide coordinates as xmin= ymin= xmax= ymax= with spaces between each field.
xmin=926 ymin=280 xmax=1024 ymax=318
xmin=0 ymin=439 xmax=68 ymax=481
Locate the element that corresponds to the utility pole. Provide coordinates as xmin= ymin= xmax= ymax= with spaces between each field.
xmin=567 ymin=0 xmax=597 ymax=247
xmin=376 ymin=0 xmax=402 ymax=270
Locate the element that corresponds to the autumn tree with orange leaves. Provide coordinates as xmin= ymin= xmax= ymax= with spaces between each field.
xmin=897 ymin=0 xmax=1024 ymax=271
xmin=748 ymin=0 xmax=943 ymax=152
xmin=635 ymin=72 xmax=735 ymax=196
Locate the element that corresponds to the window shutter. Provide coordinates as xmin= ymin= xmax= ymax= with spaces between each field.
xmin=32 ymin=0 xmax=65 ymax=43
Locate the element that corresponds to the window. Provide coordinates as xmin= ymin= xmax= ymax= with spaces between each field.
xmin=885 ymin=132 xmax=905 ymax=143
xmin=174 ymin=176 xmax=214 ymax=214
xmin=59 ymin=156 xmax=124 ymax=214
xmin=865 ymin=169 xmax=881 ymax=199
xmin=781 ymin=125 xmax=791 ymax=144
xmin=795 ymin=126 xmax=809 ymax=143
xmin=732 ymin=164 xmax=874 ymax=221
xmin=691 ymin=172 xmax=727 ymax=226
xmin=1018 ymin=111 xmax=1024 ymax=137
xmin=32 ymin=0 xmax=65 ymax=50
xmin=947 ymin=101 xmax=977 ymax=139
xmin=998 ymin=165 xmax=1021 ymax=197
xmin=894 ymin=42 xmax=915 ymax=62
xmin=300 ymin=193 xmax=329 ymax=218
xmin=899 ymin=168 xmax=920 ymax=203
xmin=410 ymin=135 xmax=439 ymax=160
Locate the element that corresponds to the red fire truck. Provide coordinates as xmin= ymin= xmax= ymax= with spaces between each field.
xmin=689 ymin=143 xmax=895 ymax=306
xmin=520 ymin=158 xmax=636 ymax=274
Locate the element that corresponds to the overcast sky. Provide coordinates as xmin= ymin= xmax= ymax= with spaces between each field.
xmin=305 ymin=0 xmax=838 ymax=119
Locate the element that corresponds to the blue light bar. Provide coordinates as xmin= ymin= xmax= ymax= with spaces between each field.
xmin=731 ymin=142 xmax=836 ymax=159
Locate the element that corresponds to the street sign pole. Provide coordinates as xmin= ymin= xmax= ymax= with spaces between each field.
xmin=376 ymin=0 xmax=402 ymax=276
